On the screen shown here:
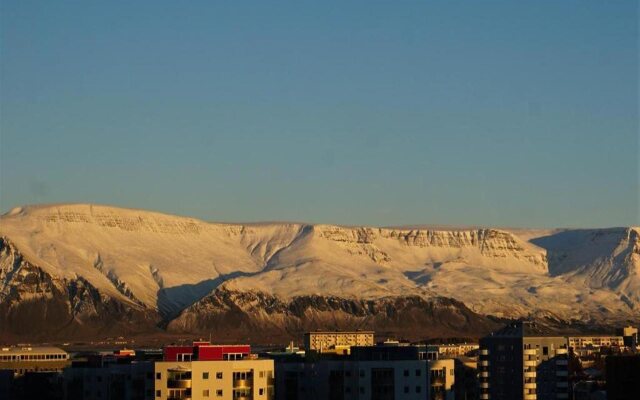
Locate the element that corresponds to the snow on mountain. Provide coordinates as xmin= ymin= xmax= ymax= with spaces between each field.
xmin=0 ymin=203 xmax=638 ymax=340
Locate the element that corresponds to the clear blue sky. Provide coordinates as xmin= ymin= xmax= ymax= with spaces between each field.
xmin=1 ymin=1 xmax=638 ymax=227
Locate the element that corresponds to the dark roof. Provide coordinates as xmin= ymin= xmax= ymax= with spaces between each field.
xmin=486 ymin=321 xmax=562 ymax=338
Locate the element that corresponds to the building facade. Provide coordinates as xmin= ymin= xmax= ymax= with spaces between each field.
xmin=428 ymin=359 xmax=455 ymax=400
xmin=274 ymin=344 xmax=454 ymax=400
xmin=567 ymin=336 xmax=624 ymax=349
xmin=304 ymin=331 xmax=375 ymax=354
xmin=479 ymin=322 xmax=569 ymax=400
xmin=63 ymin=353 xmax=154 ymax=400
xmin=0 ymin=346 xmax=70 ymax=376
xmin=155 ymin=342 xmax=274 ymax=400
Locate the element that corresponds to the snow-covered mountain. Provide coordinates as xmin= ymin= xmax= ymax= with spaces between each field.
xmin=1 ymin=204 xmax=638 ymax=341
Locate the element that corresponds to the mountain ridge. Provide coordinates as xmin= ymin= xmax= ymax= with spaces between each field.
xmin=1 ymin=203 xmax=638 ymax=341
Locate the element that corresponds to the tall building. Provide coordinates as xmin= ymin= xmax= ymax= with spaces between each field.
xmin=274 ymin=343 xmax=454 ymax=400
xmin=304 ymin=331 xmax=375 ymax=354
xmin=63 ymin=351 xmax=154 ymax=400
xmin=479 ymin=322 xmax=569 ymax=400
xmin=154 ymin=341 xmax=274 ymax=400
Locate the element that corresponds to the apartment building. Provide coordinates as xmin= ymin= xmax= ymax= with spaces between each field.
xmin=427 ymin=344 xmax=479 ymax=358
xmin=428 ymin=359 xmax=455 ymax=400
xmin=567 ymin=335 xmax=624 ymax=349
xmin=479 ymin=322 xmax=569 ymax=400
xmin=304 ymin=331 xmax=374 ymax=354
xmin=274 ymin=343 xmax=454 ymax=400
xmin=155 ymin=342 xmax=274 ymax=400
xmin=63 ymin=352 xmax=154 ymax=400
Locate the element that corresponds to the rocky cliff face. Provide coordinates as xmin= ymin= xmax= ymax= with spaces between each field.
xmin=0 ymin=237 xmax=159 ymax=341
xmin=315 ymin=225 xmax=547 ymax=269
xmin=166 ymin=289 xmax=503 ymax=342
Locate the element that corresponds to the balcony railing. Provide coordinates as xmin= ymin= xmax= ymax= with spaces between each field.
xmin=167 ymin=379 xmax=192 ymax=389
xmin=233 ymin=378 xmax=252 ymax=389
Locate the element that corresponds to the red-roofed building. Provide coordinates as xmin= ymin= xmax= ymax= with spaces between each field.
xmin=162 ymin=342 xmax=251 ymax=362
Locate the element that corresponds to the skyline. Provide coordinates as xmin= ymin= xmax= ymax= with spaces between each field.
xmin=1 ymin=1 xmax=638 ymax=228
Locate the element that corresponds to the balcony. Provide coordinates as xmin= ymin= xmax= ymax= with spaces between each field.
xmin=479 ymin=372 xmax=489 ymax=378
xmin=233 ymin=379 xmax=252 ymax=389
xmin=524 ymin=371 xmax=536 ymax=378
xmin=523 ymin=349 xmax=537 ymax=355
xmin=480 ymin=349 xmax=489 ymax=356
xmin=556 ymin=382 xmax=569 ymax=388
xmin=524 ymin=360 xmax=537 ymax=367
xmin=555 ymin=359 xmax=568 ymax=366
xmin=556 ymin=349 xmax=568 ymax=355
xmin=556 ymin=371 xmax=568 ymax=377
xmin=557 ymin=394 xmax=568 ymax=399
xmin=524 ymin=382 xmax=537 ymax=389
xmin=524 ymin=394 xmax=537 ymax=400
xmin=480 ymin=394 xmax=490 ymax=400
xmin=232 ymin=388 xmax=252 ymax=400
xmin=479 ymin=360 xmax=490 ymax=367
xmin=167 ymin=379 xmax=192 ymax=389
xmin=480 ymin=382 xmax=489 ymax=389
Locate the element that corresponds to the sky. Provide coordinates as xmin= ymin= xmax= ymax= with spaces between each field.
xmin=1 ymin=1 xmax=638 ymax=228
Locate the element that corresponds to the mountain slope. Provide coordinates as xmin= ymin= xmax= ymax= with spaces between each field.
xmin=1 ymin=204 xmax=638 ymax=341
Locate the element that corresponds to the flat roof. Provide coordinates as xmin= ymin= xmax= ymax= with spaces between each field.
xmin=306 ymin=331 xmax=375 ymax=334
xmin=1 ymin=346 xmax=68 ymax=355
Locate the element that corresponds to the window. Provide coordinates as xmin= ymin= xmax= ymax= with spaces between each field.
xmin=543 ymin=346 xmax=549 ymax=356
xmin=359 ymin=370 xmax=365 ymax=378
xmin=259 ymin=371 xmax=265 ymax=378
xmin=203 ymin=372 xmax=209 ymax=379
xmin=404 ymin=386 xmax=409 ymax=394
xmin=259 ymin=388 xmax=264 ymax=395
xmin=216 ymin=372 xmax=223 ymax=379
xmin=359 ymin=387 xmax=364 ymax=394
xmin=404 ymin=369 xmax=409 ymax=377
xmin=203 ymin=389 xmax=210 ymax=397
xmin=415 ymin=369 xmax=421 ymax=376
xmin=416 ymin=386 xmax=422 ymax=393
xmin=216 ymin=390 xmax=223 ymax=397
xmin=156 ymin=372 xmax=161 ymax=380
xmin=156 ymin=390 xmax=161 ymax=398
